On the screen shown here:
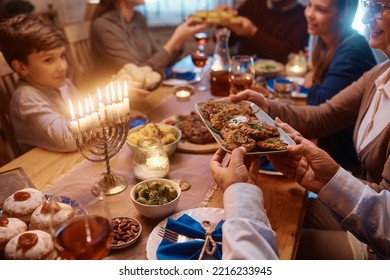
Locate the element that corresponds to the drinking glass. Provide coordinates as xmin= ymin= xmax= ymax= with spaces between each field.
xmin=273 ymin=77 xmax=300 ymax=105
xmin=53 ymin=193 xmax=113 ymax=260
xmin=229 ymin=55 xmax=255 ymax=94
xmin=191 ymin=32 xmax=209 ymax=91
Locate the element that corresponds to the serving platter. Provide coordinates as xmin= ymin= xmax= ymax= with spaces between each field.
xmin=195 ymin=101 xmax=296 ymax=155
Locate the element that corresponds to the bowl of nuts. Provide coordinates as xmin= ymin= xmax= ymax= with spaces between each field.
xmin=130 ymin=178 xmax=181 ymax=219
xmin=111 ymin=217 xmax=142 ymax=249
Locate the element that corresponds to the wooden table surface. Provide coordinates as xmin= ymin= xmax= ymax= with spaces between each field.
xmin=0 ymin=84 xmax=308 ymax=260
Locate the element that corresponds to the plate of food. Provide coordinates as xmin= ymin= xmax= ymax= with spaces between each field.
xmin=146 ymin=207 xmax=224 ymax=260
xmin=254 ymin=59 xmax=284 ymax=78
xmin=192 ymin=10 xmax=242 ymax=25
xmin=45 ymin=195 xmax=88 ymax=216
xmin=162 ymin=112 xmax=220 ymax=154
xmin=195 ymin=100 xmax=295 ymax=155
xmin=111 ymin=217 xmax=142 ymax=250
xmin=267 ymin=76 xmax=309 ymax=98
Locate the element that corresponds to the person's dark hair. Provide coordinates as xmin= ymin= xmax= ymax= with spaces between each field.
xmin=0 ymin=13 xmax=65 ymax=67
xmin=1 ymin=0 xmax=35 ymax=19
xmin=311 ymin=0 xmax=358 ymax=83
xmin=91 ymin=0 xmax=116 ymax=20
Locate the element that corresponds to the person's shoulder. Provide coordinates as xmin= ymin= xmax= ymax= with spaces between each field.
xmin=92 ymin=10 xmax=119 ymax=28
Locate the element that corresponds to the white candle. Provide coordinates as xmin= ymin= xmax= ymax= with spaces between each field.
xmin=105 ymin=89 xmax=114 ymax=122
xmin=89 ymin=95 xmax=99 ymax=129
xmin=97 ymin=88 xmax=106 ymax=123
xmin=84 ymin=98 xmax=92 ymax=131
xmin=175 ymin=90 xmax=191 ymax=100
xmin=77 ymin=100 xmax=87 ymax=132
xmin=68 ymin=99 xmax=79 ymax=134
xmin=124 ymin=80 xmax=130 ymax=115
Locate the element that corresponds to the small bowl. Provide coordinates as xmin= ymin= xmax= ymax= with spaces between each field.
xmin=130 ymin=178 xmax=181 ymax=219
xmin=126 ymin=123 xmax=182 ymax=156
xmin=111 ymin=217 xmax=142 ymax=249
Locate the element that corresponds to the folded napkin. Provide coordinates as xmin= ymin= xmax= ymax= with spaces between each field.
xmin=164 ymin=68 xmax=196 ymax=81
xmin=156 ymin=214 xmax=224 ymax=260
xmin=260 ymin=156 xmax=277 ymax=172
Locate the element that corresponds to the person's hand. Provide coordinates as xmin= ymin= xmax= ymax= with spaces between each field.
xmin=164 ymin=18 xmax=207 ymax=53
xmin=267 ymin=118 xmax=340 ymax=193
xmin=220 ymin=16 xmax=257 ymax=38
xmin=210 ymin=147 xmax=260 ymax=191
xmin=229 ymin=89 xmax=271 ymax=114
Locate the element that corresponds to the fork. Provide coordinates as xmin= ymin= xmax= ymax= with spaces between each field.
xmin=158 ymin=227 xmax=205 ymax=243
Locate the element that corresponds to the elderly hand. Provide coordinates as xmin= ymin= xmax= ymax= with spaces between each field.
xmin=210 ymin=147 xmax=260 ymax=191
xmin=229 ymin=89 xmax=271 ymax=114
xmin=267 ymin=118 xmax=340 ymax=193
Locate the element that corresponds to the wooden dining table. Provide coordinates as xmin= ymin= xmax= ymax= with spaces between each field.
xmin=0 ymin=82 xmax=308 ymax=260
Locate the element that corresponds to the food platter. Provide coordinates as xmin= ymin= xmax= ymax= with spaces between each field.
xmin=254 ymin=59 xmax=284 ymax=78
xmin=195 ymin=101 xmax=296 ymax=155
xmin=162 ymin=114 xmax=220 ymax=154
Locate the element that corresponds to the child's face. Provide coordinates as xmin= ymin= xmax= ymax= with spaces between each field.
xmin=21 ymin=46 xmax=68 ymax=90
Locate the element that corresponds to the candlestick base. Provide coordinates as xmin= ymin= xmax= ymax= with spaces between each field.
xmin=91 ymin=172 xmax=128 ymax=196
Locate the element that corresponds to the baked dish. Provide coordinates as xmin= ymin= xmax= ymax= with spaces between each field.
xmin=195 ymin=100 xmax=295 ymax=154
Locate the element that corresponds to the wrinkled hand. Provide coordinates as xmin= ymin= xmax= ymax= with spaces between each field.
xmin=229 ymin=89 xmax=271 ymax=114
xmin=267 ymin=119 xmax=340 ymax=193
xmin=210 ymin=147 xmax=260 ymax=191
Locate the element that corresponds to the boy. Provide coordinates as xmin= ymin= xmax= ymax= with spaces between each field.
xmin=0 ymin=14 xmax=82 ymax=153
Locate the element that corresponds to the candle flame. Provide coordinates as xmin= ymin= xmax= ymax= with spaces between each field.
xmin=118 ymin=81 xmax=122 ymax=101
xmin=78 ymin=100 xmax=84 ymax=118
xmin=89 ymin=94 xmax=95 ymax=112
xmin=97 ymin=88 xmax=102 ymax=102
xmin=110 ymin=82 xmax=115 ymax=103
xmin=124 ymin=80 xmax=128 ymax=98
xmin=69 ymin=99 xmax=76 ymax=120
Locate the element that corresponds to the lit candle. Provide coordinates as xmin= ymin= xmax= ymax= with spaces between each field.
xmin=117 ymin=81 xmax=125 ymax=118
xmin=123 ymin=80 xmax=130 ymax=114
xmin=68 ymin=99 xmax=80 ymax=134
xmin=77 ymin=100 xmax=87 ymax=132
xmin=105 ymin=87 xmax=114 ymax=122
xmin=97 ymin=88 xmax=106 ymax=123
xmin=146 ymin=155 xmax=169 ymax=169
xmin=84 ymin=98 xmax=92 ymax=131
xmin=89 ymin=94 xmax=99 ymax=129
xmin=175 ymin=90 xmax=191 ymax=100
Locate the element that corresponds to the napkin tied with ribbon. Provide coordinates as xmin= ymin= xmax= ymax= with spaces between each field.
xmin=156 ymin=214 xmax=224 ymax=260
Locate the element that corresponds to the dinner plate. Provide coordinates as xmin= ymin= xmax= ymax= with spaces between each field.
xmin=254 ymin=59 xmax=284 ymax=78
xmin=195 ymin=101 xmax=296 ymax=155
xmin=162 ymin=114 xmax=220 ymax=154
xmin=146 ymin=207 xmax=224 ymax=260
xmin=267 ymin=76 xmax=309 ymax=98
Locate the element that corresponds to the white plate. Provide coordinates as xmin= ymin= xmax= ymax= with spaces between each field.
xmin=146 ymin=207 xmax=224 ymax=260
xmin=254 ymin=59 xmax=284 ymax=77
xmin=195 ymin=101 xmax=296 ymax=155
xmin=162 ymin=79 xmax=190 ymax=86
xmin=45 ymin=195 xmax=88 ymax=216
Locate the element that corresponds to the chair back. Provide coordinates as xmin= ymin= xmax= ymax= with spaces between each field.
xmin=0 ymin=52 xmax=22 ymax=165
xmin=63 ymin=20 xmax=97 ymax=92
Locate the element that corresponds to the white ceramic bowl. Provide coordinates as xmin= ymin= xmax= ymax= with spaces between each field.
xmin=126 ymin=123 xmax=182 ymax=156
xmin=130 ymin=178 xmax=181 ymax=219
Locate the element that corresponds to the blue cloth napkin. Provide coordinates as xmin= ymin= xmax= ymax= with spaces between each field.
xmin=156 ymin=214 xmax=224 ymax=260
xmin=260 ymin=156 xmax=277 ymax=172
xmin=164 ymin=68 xmax=196 ymax=81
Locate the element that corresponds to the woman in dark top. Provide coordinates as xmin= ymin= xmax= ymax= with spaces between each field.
xmin=304 ymin=0 xmax=377 ymax=171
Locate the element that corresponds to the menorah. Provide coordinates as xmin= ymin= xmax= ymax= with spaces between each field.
xmin=69 ymin=81 xmax=131 ymax=196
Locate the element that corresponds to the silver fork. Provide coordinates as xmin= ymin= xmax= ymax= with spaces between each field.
xmin=158 ymin=227 xmax=205 ymax=243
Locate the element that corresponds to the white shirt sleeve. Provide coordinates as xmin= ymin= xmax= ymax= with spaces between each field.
xmin=319 ymin=168 xmax=390 ymax=259
xmin=222 ymin=183 xmax=279 ymax=259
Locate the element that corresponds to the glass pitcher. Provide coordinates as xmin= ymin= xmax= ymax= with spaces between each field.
xmin=210 ymin=27 xmax=231 ymax=96
xmin=132 ymin=137 xmax=170 ymax=181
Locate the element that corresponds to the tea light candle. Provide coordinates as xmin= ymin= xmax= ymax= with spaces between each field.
xmin=146 ymin=155 xmax=169 ymax=169
xmin=173 ymin=85 xmax=194 ymax=101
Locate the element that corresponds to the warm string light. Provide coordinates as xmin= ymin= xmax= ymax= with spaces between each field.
xmin=68 ymin=81 xmax=131 ymax=134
